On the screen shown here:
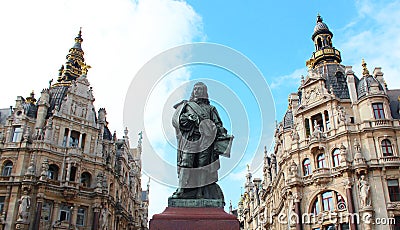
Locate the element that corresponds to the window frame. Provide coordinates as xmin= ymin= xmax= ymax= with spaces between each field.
xmin=2 ymin=161 xmax=13 ymax=176
xmin=12 ymin=126 xmax=23 ymax=142
xmin=332 ymin=148 xmax=341 ymax=167
xmin=303 ymin=158 xmax=312 ymax=176
xmin=317 ymin=154 xmax=326 ymax=168
xmin=59 ymin=204 xmax=71 ymax=222
xmin=76 ymin=207 xmax=86 ymax=226
xmin=372 ymin=103 xmax=385 ymax=119
xmin=388 ymin=179 xmax=400 ymax=202
xmin=381 ymin=139 xmax=393 ymax=157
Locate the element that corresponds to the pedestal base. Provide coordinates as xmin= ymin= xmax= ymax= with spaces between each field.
xmin=150 ymin=207 xmax=239 ymax=230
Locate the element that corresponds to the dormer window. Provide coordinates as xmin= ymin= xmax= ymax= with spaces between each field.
xmin=372 ymin=103 xmax=385 ymax=119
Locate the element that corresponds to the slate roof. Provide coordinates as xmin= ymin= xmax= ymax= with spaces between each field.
xmin=315 ymin=64 xmax=350 ymax=99
xmin=0 ymin=108 xmax=11 ymax=125
xmin=283 ymin=110 xmax=293 ymax=130
xmin=356 ymin=75 xmax=384 ymax=100
xmin=387 ymin=89 xmax=400 ymax=119
xmin=23 ymin=103 xmax=37 ymax=118
xmin=47 ymin=85 xmax=69 ymax=118
xmin=312 ymin=15 xmax=333 ymax=40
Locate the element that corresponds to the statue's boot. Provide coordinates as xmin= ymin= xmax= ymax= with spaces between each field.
xmin=171 ymin=188 xmax=184 ymax=198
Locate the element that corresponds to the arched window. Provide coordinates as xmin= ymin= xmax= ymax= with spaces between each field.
xmin=303 ymin=158 xmax=312 ymax=176
xmin=311 ymin=198 xmax=319 ymax=215
xmin=311 ymin=190 xmax=346 ymax=215
xmin=48 ymin=164 xmax=59 ymax=180
xmin=322 ymin=191 xmax=334 ymax=211
xmin=381 ymin=139 xmax=393 ymax=157
xmin=317 ymin=37 xmax=322 ymax=50
xmin=2 ymin=161 xmax=13 ymax=176
xmin=317 ymin=154 xmax=326 ymax=168
xmin=80 ymin=172 xmax=92 ymax=187
xmin=332 ymin=148 xmax=341 ymax=167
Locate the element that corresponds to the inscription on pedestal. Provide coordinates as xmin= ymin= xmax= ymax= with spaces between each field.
xmin=168 ymin=198 xmax=224 ymax=208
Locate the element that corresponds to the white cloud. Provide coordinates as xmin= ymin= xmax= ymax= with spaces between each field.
xmin=0 ymin=0 xmax=203 ymax=220
xmin=337 ymin=0 xmax=400 ymax=89
xmin=270 ymin=68 xmax=305 ymax=90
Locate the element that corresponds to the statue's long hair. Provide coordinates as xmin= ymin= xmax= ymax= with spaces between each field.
xmin=189 ymin=82 xmax=210 ymax=104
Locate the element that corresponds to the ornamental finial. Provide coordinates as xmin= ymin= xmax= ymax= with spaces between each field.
xmin=362 ymin=59 xmax=370 ymax=76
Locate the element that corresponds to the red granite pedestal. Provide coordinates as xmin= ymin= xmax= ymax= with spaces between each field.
xmin=149 ymin=207 xmax=239 ymax=230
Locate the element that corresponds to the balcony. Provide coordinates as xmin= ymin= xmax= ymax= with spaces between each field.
xmin=371 ymin=119 xmax=392 ymax=127
xmin=311 ymin=168 xmax=331 ymax=185
xmin=379 ymin=156 xmax=400 ymax=167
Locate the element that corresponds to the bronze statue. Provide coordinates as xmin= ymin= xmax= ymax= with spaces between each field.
xmin=171 ymin=82 xmax=233 ymax=200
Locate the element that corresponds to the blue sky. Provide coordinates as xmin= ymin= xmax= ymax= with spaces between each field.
xmin=1 ymin=0 xmax=400 ymax=222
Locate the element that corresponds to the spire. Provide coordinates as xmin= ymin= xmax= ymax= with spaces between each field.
xmin=362 ymin=59 xmax=370 ymax=76
xmin=54 ymin=28 xmax=87 ymax=85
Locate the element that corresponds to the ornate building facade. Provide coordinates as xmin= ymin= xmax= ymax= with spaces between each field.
xmin=238 ymin=15 xmax=400 ymax=230
xmin=0 ymin=30 xmax=148 ymax=230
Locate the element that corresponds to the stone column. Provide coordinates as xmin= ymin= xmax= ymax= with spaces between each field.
xmin=66 ymin=130 xmax=71 ymax=147
xmin=78 ymin=133 xmax=82 ymax=149
xmin=293 ymin=193 xmax=302 ymax=230
xmin=92 ymin=204 xmax=101 ymax=230
xmin=322 ymin=113 xmax=327 ymax=132
xmin=71 ymin=205 xmax=78 ymax=228
xmin=33 ymin=193 xmax=44 ymax=230
xmin=51 ymin=202 xmax=60 ymax=226
xmin=344 ymin=180 xmax=357 ymax=230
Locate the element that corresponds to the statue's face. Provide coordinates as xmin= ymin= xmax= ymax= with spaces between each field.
xmin=193 ymin=84 xmax=205 ymax=98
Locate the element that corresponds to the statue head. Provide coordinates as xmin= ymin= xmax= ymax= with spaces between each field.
xmin=190 ymin=82 xmax=209 ymax=103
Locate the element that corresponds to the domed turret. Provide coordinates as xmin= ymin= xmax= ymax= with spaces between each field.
xmin=306 ymin=14 xmax=342 ymax=69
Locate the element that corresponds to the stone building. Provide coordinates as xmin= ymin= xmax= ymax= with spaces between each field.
xmin=238 ymin=15 xmax=400 ymax=230
xmin=0 ymin=30 xmax=149 ymax=230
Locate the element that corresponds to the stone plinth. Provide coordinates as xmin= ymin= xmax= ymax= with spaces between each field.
xmin=150 ymin=207 xmax=239 ymax=230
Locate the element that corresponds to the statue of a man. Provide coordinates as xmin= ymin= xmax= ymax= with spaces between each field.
xmin=171 ymin=82 xmax=232 ymax=199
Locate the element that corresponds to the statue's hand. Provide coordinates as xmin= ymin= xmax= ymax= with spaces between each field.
xmin=188 ymin=114 xmax=199 ymax=124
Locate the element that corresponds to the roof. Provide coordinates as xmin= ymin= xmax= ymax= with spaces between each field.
xmin=356 ymin=75 xmax=384 ymax=99
xmin=387 ymin=89 xmax=400 ymax=119
xmin=47 ymin=85 xmax=69 ymax=117
xmin=0 ymin=108 xmax=11 ymax=125
xmin=312 ymin=15 xmax=333 ymax=40
xmin=315 ymin=64 xmax=350 ymax=99
xmin=283 ymin=110 xmax=293 ymax=130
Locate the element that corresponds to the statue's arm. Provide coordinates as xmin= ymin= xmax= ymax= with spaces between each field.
xmin=211 ymin=106 xmax=227 ymax=136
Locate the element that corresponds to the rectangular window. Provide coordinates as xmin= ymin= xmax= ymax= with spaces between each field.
xmin=41 ymin=201 xmax=52 ymax=222
xmin=12 ymin=126 xmax=23 ymax=142
xmin=388 ymin=179 xmax=400 ymax=202
xmin=59 ymin=204 xmax=71 ymax=221
xmin=372 ymin=103 xmax=385 ymax=119
xmin=0 ymin=196 xmax=5 ymax=213
xmin=76 ymin=207 xmax=86 ymax=226
xmin=62 ymin=128 xmax=69 ymax=147
xmin=69 ymin=131 xmax=80 ymax=147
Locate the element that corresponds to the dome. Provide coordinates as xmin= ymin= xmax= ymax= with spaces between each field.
xmin=312 ymin=15 xmax=333 ymax=40
xmin=356 ymin=75 xmax=384 ymax=99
